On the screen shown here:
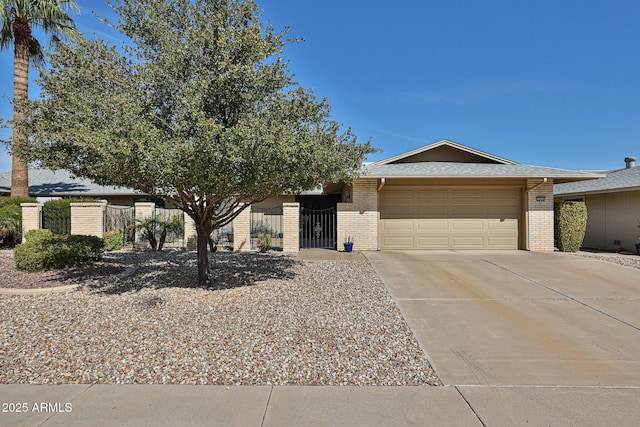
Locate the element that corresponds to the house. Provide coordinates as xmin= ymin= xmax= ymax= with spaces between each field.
xmin=6 ymin=140 xmax=603 ymax=252
xmin=554 ymin=156 xmax=640 ymax=251
xmin=0 ymin=168 xmax=146 ymax=205
xmin=286 ymin=140 xmax=602 ymax=252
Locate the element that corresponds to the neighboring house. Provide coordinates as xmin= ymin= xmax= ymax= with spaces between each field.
xmin=0 ymin=169 xmax=146 ymax=205
xmin=554 ymin=156 xmax=640 ymax=251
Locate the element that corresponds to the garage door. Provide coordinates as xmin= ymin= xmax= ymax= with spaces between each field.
xmin=379 ymin=186 xmax=521 ymax=249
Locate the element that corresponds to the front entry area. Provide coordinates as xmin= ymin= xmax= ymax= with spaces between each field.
xmin=379 ymin=185 xmax=522 ymax=250
xmin=297 ymin=195 xmax=339 ymax=249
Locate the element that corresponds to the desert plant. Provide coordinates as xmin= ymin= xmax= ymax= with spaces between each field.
xmin=103 ymin=230 xmax=124 ymax=251
xmin=136 ymin=214 xmax=184 ymax=251
xmin=344 ymin=236 xmax=354 ymax=245
xmin=256 ymin=233 xmax=272 ymax=253
xmin=554 ymin=201 xmax=587 ymax=252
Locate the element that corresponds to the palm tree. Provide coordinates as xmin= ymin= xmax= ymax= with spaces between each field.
xmin=1 ymin=1 xmax=79 ymax=197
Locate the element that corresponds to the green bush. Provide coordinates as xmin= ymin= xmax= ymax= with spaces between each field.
xmin=103 ymin=230 xmax=124 ymax=251
xmin=554 ymin=201 xmax=588 ymax=252
xmin=24 ymin=229 xmax=53 ymax=242
xmin=0 ymin=197 xmax=34 ymax=247
xmin=14 ymin=232 xmax=104 ymax=273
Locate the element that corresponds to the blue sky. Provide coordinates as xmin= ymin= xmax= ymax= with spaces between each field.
xmin=1 ymin=0 xmax=639 ymax=172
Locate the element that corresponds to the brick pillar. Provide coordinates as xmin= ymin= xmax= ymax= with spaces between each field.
xmin=20 ymin=203 xmax=43 ymax=242
xmin=526 ymin=178 xmax=555 ymax=252
xmin=337 ymin=179 xmax=379 ymax=251
xmin=70 ymin=202 xmax=107 ymax=238
xmin=282 ymin=202 xmax=300 ymax=253
xmin=134 ymin=202 xmax=156 ymax=248
xmin=233 ymin=204 xmax=251 ymax=252
xmin=184 ymin=216 xmax=197 ymax=250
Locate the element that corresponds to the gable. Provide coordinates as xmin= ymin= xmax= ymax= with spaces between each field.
xmin=376 ymin=139 xmax=517 ymax=165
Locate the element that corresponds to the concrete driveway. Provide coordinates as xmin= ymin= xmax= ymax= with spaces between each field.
xmin=366 ymin=250 xmax=640 ymax=387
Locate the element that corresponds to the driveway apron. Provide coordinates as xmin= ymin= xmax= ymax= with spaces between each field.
xmin=366 ymin=250 xmax=640 ymax=387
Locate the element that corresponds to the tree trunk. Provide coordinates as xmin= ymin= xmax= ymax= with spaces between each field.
xmin=11 ymin=17 xmax=31 ymax=198
xmin=196 ymin=224 xmax=211 ymax=286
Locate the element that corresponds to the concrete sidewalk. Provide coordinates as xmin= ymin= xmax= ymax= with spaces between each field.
xmin=2 ymin=384 xmax=639 ymax=426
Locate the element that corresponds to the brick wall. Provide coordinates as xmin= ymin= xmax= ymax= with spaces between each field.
xmin=233 ymin=205 xmax=251 ymax=252
xmin=337 ymin=178 xmax=379 ymax=251
xmin=20 ymin=203 xmax=42 ymax=242
xmin=282 ymin=202 xmax=300 ymax=252
xmin=526 ymin=178 xmax=554 ymax=252
xmin=70 ymin=202 xmax=107 ymax=238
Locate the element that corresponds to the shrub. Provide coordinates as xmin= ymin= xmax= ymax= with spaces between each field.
xmin=0 ymin=197 xmax=34 ymax=247
xmin=554 ymin=201 xmax=588 ymax=252
xmin=14 ymin=233 xmax=104 ymax=272
xmin=256 ymin=233 xmax=272 ymax=253
xmin=24 ymin=229 xmax=53 ymax=242
xmin=103 ymin=230 xmax=124 ymax=251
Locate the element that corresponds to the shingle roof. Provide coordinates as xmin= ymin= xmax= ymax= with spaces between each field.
xmin=0 ymin=169 xmax=141 ymax=196
xmin=362 ymin=162 xmax=603 ymax=182
xmin=554 ymin=166 xmax=640 ymax=195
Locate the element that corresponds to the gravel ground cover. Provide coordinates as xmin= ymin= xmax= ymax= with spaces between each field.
xmin=572 ymin=251 xmax=640 ymax=270
xmin=0 ymin=251 xmax=440 ymax=386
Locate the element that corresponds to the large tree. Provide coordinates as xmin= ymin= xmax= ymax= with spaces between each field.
xmin=14 ymin=0 xmax=374 ymax=286
xmin=0 ymin=0 xmax=78 ymax=197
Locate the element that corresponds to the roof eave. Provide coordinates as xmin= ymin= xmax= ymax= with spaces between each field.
xmin=555 ymin=185 xmax=640 ymax=197
xmin=361 ymin=174 xmax=605 ymax=180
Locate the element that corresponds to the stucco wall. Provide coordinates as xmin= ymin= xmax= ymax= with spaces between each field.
xmin=582 ymin=191 xmax=640 ymax=250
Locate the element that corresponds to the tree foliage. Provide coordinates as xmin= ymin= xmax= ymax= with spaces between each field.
xmin=12 ymin=0 xmax=374 ymax=285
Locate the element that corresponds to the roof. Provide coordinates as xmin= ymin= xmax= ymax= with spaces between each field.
xmin=366 ymin=140 xmax=603 ymax=182
xmin=363 ymin=162 xmax=603 ymax=182
xmin=0 ymin=169 xmax=142 ymax=197
xmin=554 ymin=166 xmax=640 ymax=196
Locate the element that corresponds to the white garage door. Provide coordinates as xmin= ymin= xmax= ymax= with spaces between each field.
xmin=379 ymin=186 xmax=521 ymax=250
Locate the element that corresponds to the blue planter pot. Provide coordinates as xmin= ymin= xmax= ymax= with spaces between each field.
xmin=344 ymin=243 xmax=353 ymax=252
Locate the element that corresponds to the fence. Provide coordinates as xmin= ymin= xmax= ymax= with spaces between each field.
xmin=42 ymin=204 xmax=71 ymax=235
xmin=251 ymin=206 xmax=283 ymax=250
xmin=105 ymin=205 xmax=136 ymax=247
xmin=209 ymin=222 xmax=234 ymax=251
xmin=150 ymin=207 xmax=186 ymax=249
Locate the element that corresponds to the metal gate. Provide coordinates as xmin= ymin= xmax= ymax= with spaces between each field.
xmin=251 ymin=206 xmax=283 ymax=250
xmin=105 ymin=205 xmax=136 ymax=246
xmin=300 ymin=207 xmax=336 ymax=249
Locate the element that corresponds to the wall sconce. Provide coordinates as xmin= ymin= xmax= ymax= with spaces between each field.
xmin=536 ymin=195 xmax=546 ymax=202
xmin=345 ymin=187 xmax=352 ymax=202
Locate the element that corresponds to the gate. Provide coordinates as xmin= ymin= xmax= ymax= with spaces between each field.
xmin=251 ymin=206 xmax=283 ymax=250
xmin=105 ymin=205 xmax=136 ymax=246
xmin=300 ymin=207 xmax=336 ymax=249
